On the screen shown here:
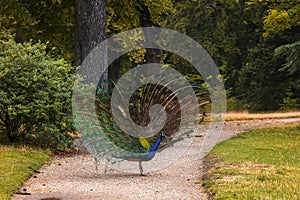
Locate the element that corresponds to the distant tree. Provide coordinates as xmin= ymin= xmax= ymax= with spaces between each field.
xmin=237 ymin=0 xmax=300 ymax=111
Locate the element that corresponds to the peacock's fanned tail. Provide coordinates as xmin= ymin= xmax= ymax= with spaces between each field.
xmin=74 ymin=113 xmax=150 ymax=163
xmin=73 ymin=77 xmax=208 ymax=164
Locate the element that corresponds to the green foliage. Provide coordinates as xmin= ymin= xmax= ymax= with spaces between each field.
xmin=166 ymin=0 xmax=299 ymax=111
xmin=0 ymin=31 xmax=76 ymax=151
xmin=279 ymin=82 xmax=300 ymax=111
xmin=107 ymin=0 xmax=173 ymax=33
xmin=0 ymin=0 xmax=299 ymax=113
xmin=167 ymin=0 xmax=259 ymax=110
xmin=280 ymin=97 xmax=300 ymax=111
xmin=226 ymin=97 xmax=245 ymax=111
xmin=238 ymin=40 xmax=288 ymax=111
xmin=233 ymin=0 xmax=300 ymax=111
xmin=106 ymin=0 xmax=174 ymax=65
xmin=0 ymin=0 xmax=74 ymax=61
xmin=276 ymin=40 xmax=300 ymax=75
xmin=247 ymin=0 xmax=300 ymax=36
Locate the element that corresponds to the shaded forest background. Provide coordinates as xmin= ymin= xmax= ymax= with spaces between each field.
xmin=0 ymin=0 xmax=299 ymax=150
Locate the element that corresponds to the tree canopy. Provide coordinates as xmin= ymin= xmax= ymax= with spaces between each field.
xmin=0 ymin=0 xmax=299 ymax=149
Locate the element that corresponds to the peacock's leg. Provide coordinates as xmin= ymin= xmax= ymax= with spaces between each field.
xmin=139 ymin=161 xmax=145 ymax=176
xmin=104 ymin=161 xmax=108 ymax=174
xmin=94 ymin=157 xmax=99 ymax=170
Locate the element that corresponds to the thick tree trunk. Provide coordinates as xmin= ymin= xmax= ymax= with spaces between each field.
xmin=74 ymin=0 xmax=107 ymax=89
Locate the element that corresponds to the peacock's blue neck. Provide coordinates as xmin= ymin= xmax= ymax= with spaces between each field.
xmin=150 ymin=136 xmax=163 ymax=152
xmin=144 ymin=136 xmax=163 ymax=161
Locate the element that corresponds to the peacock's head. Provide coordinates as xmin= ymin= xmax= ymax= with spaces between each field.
xmin=160 ymin=129 xmax=168 ymax=137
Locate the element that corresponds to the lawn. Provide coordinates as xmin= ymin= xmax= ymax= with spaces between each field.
xmin=203 ymin=124 xmax=300 ymax=199
xmin=0 ymin=145 xmax=50 ymax=200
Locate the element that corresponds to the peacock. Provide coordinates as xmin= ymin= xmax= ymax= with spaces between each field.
xmin=108 ymin=128 xmax=168 ymax=175
xmin=72 ymin=70 xmax=208 ymax=175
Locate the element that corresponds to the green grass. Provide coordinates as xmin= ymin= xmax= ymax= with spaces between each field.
xmin=0 ymin=145 xmax=50 ymax=200
xmin=203 ymin=124 xmax=300 ymax=200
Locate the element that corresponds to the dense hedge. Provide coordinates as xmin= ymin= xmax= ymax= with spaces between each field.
xmin=0 ymin=32 xmax=76 ymax=151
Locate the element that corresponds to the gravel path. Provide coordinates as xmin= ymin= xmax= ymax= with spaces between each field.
xmin=11 ymin=118 xmax=300 ymax=200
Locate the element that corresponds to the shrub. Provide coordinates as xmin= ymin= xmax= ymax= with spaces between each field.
xmin=0 ymin=31 xmax=76 ymax=151
xmin=279 ymin=97 xmax=300 ymax=111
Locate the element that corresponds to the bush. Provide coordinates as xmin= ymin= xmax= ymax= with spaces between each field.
xmin=226 ymin=97 xmax=249 ymax=111
xmin=280 ymin=97 xmax=300 ymax=111
xmin=0 ymin=31 xmax=76 ymax=151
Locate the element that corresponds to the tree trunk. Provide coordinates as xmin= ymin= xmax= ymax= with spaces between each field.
xmin=74 ymin=0 xmax=107 ymax=89
xmin=135 ymin=1 xmax=162 ymax=64
xmin=108 ymin=58 xmax=120 ymax=88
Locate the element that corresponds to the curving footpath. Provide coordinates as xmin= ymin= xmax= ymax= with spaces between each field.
xmin=11 ymin=118 xmax=300 ymax=200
